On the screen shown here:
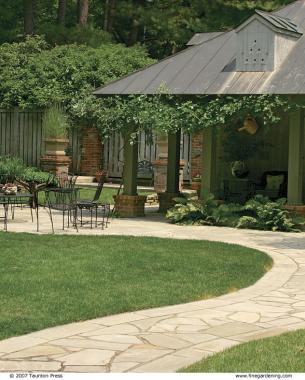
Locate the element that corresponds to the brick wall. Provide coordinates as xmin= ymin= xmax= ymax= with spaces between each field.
xmin=113 ymin=195 xmax=147 ymax=217
xmin=191 ymin=132 xmax=203 ymax=179
xmin=80 ymin=127 xmax=102 ymax=175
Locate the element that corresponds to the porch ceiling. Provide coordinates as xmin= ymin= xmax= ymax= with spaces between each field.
xmin=94 ymin=0 xmax=305 ymax=96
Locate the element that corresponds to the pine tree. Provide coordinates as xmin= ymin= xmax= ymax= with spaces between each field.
xmin=23 ymin=0 xmax=34 ymax=35
xmin=78 ymin=0 xmax=89 ymax=26
xmin=57 ymin=0 xmax=67 ymax=26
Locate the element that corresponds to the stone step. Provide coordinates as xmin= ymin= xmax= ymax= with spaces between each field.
xmin=76 ymin=176 xmax=96 ymax=184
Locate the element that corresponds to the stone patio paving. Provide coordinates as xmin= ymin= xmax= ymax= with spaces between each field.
xmin=1 ymin=207 xmax=305 ymax=372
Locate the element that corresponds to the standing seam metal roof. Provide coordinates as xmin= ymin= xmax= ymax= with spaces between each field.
xmin=94 ymin=0 xmax=305 ymax=96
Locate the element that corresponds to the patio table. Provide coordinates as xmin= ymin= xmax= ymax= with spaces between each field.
xmin=0 ymin=193 xmax=39 ymax=232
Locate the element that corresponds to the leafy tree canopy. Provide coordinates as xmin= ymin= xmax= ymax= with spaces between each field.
xmin=0 ymin=0 xmax=295 ymax=58
xmin=0 ymin=36 xmax=154 ymax=125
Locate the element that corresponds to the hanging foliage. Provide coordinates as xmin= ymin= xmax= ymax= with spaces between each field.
xmin=80 ymin=94 xmax=305 ymax=138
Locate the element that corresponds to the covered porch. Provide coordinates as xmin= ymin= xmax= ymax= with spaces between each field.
xmin=113 ymin=99 xmax=305 ymax=218
xmin=93 ymin=3 xmax=305 ymax=217
xmin=201 ymin=104 xmax=305 ymax=208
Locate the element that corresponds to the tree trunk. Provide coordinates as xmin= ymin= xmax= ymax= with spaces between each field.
xmin=104 ymin=0 xmax=116 ymax=32
xmin=57 ymin=0 xmax=67 ymax=26
xmin=23 ymin=0 xmax=34 ymax=35
xmin=78 ymin=0 xmax=89 ymax=26
xmin=128 ymin=19 xmax=140 ymax=46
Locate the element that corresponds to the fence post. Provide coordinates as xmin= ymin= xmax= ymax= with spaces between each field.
xmin=12 ymin=108 xmax=19 ymax=156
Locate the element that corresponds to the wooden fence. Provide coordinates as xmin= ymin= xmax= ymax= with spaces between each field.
xmin=0 ymin=109 xmax=80 ymax=172
xmin=0 ymin=109 xmax=44 ymax=167
xmin=0 ymin=109 xmax=191 ymax=181
xmin=103 ymin=132 xmax=191 ymax=181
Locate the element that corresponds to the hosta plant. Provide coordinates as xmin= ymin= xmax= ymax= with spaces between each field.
xmin=238 ymin=195 xmax=300 ymax=232
xmin=166 ymin=194 xmax=219 ymax=225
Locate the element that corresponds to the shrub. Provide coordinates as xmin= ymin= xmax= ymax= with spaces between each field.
xmin=22 ymin=167 xmax=53 ymax=184
xmin=39 ymin=25 xmax=112 ymax=48
xmin=236 ymin=216 xmax=259 ymax=230
xmin=166 ymin=193 xmax=303 ymax=233
xmin=0 ymin=156 xmax=52 ymax=185
xmin=0 ymin=156 xmax=25 ymax=183
xmin=166 ymin=194 xmax=219 ymax=225
xmin=239 ymin=196 xmax=297 ymax=232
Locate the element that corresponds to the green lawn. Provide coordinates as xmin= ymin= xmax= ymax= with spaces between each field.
xmin=182 ymin=329 xmax=305 ymax=373
xmin=0 ymin=234 xmax=272 ymax=341
xmin=38 ymin=187 xmax=152 ymax=205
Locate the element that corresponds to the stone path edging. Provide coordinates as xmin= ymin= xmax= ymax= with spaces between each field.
xmin=1 ymin=213 xmax=305 ymax=372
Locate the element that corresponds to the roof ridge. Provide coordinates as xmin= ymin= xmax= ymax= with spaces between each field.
xmin=256 ymin=8 xmax=291 ymax=20
xmin=187 ymin=31 xmax=227 ymax=46
xmin=252 ymin=8 xmax=302 ymax=35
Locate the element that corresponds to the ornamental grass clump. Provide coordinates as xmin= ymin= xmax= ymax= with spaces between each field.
xmin=43 ymin=105 xmax=70 ymax=138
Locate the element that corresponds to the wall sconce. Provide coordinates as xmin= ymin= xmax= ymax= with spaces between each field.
xmin=238 ymin=116 xmax=259 ymax=135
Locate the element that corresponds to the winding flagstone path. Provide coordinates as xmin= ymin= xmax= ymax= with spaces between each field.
xmin=1 ymin=211 xmax=305 ymax=372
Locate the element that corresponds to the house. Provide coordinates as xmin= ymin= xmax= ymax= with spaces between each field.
xmin=94 ymin=0 xmax=305 ymax=217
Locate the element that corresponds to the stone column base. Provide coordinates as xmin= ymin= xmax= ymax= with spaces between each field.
xmin=158 ymin=192 xmax=180 ymax=213
xmin=113 ymin=195 xmax=147 ymax=217
xmin=41 ymin=155 xmax=71 ymax=175
xmin=153 ymin=160 xmax=185 ymax=193
xmin=190 ymin=181 xmax=201 ymax=194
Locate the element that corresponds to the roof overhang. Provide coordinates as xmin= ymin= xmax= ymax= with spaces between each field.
xmin=235 ymin=9 xmax=302 ymax=38
xmin=93 ymin=1 xmax=305 ymax=96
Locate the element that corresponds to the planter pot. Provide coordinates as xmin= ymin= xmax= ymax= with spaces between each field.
xmin=231 ymin=160 xmax=249 ymax=179
xmin=45 ymin=138 xmax=69 ymax=156
xmin=41 ymin=137 xmax=71 ymax=175
xmin=96 ymin=170 xmax=108 ymax=183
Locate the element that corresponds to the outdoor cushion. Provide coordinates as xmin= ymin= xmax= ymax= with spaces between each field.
xmin=265 ymin=174 xmax=285 ymax=191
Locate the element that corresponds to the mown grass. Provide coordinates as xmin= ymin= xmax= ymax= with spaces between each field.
xmin=182 ymin=329 xmax=305 ymax=373
xmin=38 ymin=187 xmax=153 ymax=205
xmin=0 ymin=234 xmax=272 ymax=341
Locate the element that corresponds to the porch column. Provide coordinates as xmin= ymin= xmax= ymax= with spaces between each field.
xmin=200 ymin=127 xmax=217 ymax=200
xmin=158 ymin=130 xmax=182 ymax=212
xmin=166 ymin=130 xmax=181 ymax=193
xmin=287 ymin=108 xmax=304 ymax=205
xmin=113 ymin=131 xmax=146 ymax=217
xmin=122 ymin=134 xmax=138 ymax=196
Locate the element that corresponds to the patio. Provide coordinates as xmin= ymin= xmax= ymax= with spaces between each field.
xmin=0 ymin=214 xmax=304 ymax=372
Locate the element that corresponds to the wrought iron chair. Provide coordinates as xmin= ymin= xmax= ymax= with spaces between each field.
xmin=43 ymin=172 xmax=78 ymax=209
xmin=45 ymin=188 xmax=79 ymax=233
xmin=0 ymin=174 xmax=36 ymax=229
xmin=117 ymin=159 xmax=154 ymax=196
xmin=0 ymin=195 xmax=9 ymax=231
xmin=137 ymin=159 xmax=154 ymax=187
xmin=76 ymin=174 xmax=110 ymax=228
xmin=55 ymin=172 xmax=78 ymax=189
